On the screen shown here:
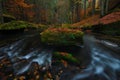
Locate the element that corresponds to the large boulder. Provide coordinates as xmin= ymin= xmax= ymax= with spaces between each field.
xmin=40 ymin=28 xmax=84 ymax=46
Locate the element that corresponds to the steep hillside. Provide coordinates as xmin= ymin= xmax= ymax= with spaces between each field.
xmin=72 ymin=11 xmax=120 ymax=27
xmin=72 ymin=15 xmax=100 ymax=27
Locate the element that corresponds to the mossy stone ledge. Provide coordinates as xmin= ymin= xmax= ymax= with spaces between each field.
xmin=0 ymin=21 xmax=37 ymax=34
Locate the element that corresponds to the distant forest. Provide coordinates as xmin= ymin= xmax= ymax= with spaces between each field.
xmin=0 ymin=0 xmax=120 ymax=24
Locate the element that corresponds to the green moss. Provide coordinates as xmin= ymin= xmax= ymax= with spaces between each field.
xmin=53 ymin=52 xmax=79 ymax=63
xmin=40 ymin=28 xmax=84 ymax=46
xmin=61 ymin=24 xmax=72 ymax=28
xmin=0 ymin=21 xmax=36 ymax=30
xmin=35 ymin=24 xmax=49 ymax=32
xmin=3 ymin=14 xmax=16 ymax=20
xmin=81 ymin=23 xmax=93 ymax=30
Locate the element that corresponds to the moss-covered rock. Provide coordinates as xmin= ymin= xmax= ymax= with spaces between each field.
xmin=40 ymin=28 xmax=84 ymax=46
xmin=0 ymin=21 xmax=36 ymax=30
xmin=53 ymin=52 xmax=79 ymax=64
xmin=35 ymin=24 xmax=49 ymax=32
xmin=81 ymin=23 xmax=93 ymax=30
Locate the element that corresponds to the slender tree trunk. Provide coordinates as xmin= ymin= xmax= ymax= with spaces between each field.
xmin=72 ymin=5 xmax=76 ymax=23
xmin=76 ymin=4 xmax=80 ymax=22
xmin=105 ymin=0 xmax=109 ymax=14
xmin=84 ymin=0 xmax=87 ymax=17
xmin=0 ymin=1 xmax=3 ymax=24
xmin=34 ymin=0 xmax=41 ymax=23
xmin=100 ymin=0 xmax=105 ymax=17
xmin=70 ymin=6 xmax=73 ymax=23
xmin=92 ymin=0 xmax=96 ymax=15
xmin=70 ymin=0 xmax=74 ymax=23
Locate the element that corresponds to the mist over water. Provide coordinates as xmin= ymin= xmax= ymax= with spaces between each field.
xmin=72 ymin=35 xmax=120 ymax=80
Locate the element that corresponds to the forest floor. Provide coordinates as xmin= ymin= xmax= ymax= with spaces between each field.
xmin=72 ymin=11 xmax=120 ymax=27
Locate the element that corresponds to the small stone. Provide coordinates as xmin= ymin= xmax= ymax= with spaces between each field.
xmin=9 ymin=74 xmax=13 ymax=77
xmin=47 ymin=72 xmax=52 ymax=78
xmin=34 ymin=70 xmax=38 ymax=75
xmin=14 ymin=78 xmax=17 ymax=80
xmin=42 ymin=67 xmax=46 ymax=70
xmin=19 ymin=76 xmax=25 ymax=80
xmin=60 ymin=70 xmax=63 ymax=74
xmin=36 ymin=75 xmax=40 ymax=80
xmin=56 ymin=75 xmax=59 ymax=80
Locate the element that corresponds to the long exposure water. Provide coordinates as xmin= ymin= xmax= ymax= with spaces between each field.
xmin=0 ymin=32 xmax=120 ymax=80
xmin=73 ymin=34 xmax=120 ymax=80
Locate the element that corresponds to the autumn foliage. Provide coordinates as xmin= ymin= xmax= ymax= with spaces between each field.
xmin=4 ymin=0 xmax=34 ymax=21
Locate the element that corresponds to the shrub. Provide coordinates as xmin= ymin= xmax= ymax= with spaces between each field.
xmin=40 ymin=28 xmax=84 ymax=46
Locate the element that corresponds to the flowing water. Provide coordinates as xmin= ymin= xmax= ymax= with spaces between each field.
xmin=0 ymin=32 xmax=120 ymax=80
xmin=0 ymin=32 xmax=53 ymax=75
xmin=72 ymin=34 xmax=120 ymax=80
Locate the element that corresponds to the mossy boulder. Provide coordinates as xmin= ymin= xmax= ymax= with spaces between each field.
xmin=0 ymin=21 xmax=36 ymax=30
xmin=53 ymin=52 xmax=79 ymax=64
xmin=40 ymin=28 xmax=84 ymax=46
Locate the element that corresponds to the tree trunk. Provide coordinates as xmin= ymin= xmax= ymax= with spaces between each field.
xmin=34 ymin=0 xmax=41 ymax=23
xmin=0 ymin=1 xmax=3 ymax=24
xmin=84 ymin=0 xmax=87 ymax=17
xmin=100 ymin=0 xmax=105 ymax=17
xmin=105 ymin=0 xmax=109 ymax=14
xmin=76 ymin=4 xmax=81 ymax=22
xmin=92 ymin=0 xmax=96 ymax=15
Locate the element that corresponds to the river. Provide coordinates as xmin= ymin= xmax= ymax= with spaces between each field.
xmin=0 ymin=31 xmax=120 ymax=80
